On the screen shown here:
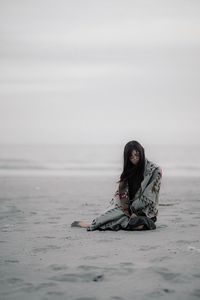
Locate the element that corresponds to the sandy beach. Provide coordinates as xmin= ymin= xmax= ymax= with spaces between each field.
xmin=0 ymin=174 xmax=200 ymax=300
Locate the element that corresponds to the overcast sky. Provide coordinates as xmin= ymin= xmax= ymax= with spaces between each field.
xmin=0 ymin=0 xmax=200 ymax=145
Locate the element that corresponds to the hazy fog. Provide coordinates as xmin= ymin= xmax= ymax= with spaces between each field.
xmin=0 ymin=0 xmax=200 ymax=145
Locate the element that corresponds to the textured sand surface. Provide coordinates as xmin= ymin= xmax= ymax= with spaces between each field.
xmin=0 ymin=175 xmax=200 ymax=300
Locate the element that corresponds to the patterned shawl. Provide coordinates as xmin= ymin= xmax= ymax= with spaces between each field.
xmin=113 ymin=159 xmax=162 ymax=218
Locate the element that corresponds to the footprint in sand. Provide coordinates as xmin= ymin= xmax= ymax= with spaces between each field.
xmin=34 ymin=282 xmax=57 ymax=291
xmin=187 ymin=246 xmax=200 ymax=252
xmin=6 ymin=278 xmax=23 ymax=284
xmin=48 ymin=264 xmax=68 ymax=271
xmin=30 ymin=211 xmax=37 ymax=215
xmin=140 ymin=245 xmax=159 ymax=251
xmin=4 ymin=259 xmax=19 ymax=263
xmin=49 ymin=272 xmax=104 ymax=283
xmin=119 ymin=262 xmax=134 ymax=266
xmin=78 ymin=264 xmax=131 ymax=276
xmin=45 ymin=291 xmax=65 ymax=296
xmin=32 ymin=245 xmax=61 ymax=253
xmin=191 ymin=289 xmax=200 ymax=297
xmin=37 ymin=235 xmax=56 ymax=239
xmin=150 ymin=255 xmax=170 ymax=263
xmin=75 ymin=297 xmax=98 ymax=300
xmin=148 ymin=288 xmax=175 ymax=297
xmin=78 ymin=265 xmax=102 ymax=271
xmin=22 ymin=282 xmax=57 ymax=292
xmin=153 ymin=267 xmax=183 ymax=282
xmin=162 ymin=288 xmax=175 ymax=293
xmin=84 ymin=255 xmax=109 ymax=260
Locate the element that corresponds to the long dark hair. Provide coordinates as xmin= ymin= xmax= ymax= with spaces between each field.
xmin=119 ymin=140 xmax=145 ymax=200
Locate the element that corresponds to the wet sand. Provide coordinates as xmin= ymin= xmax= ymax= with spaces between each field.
xmin=0 ymin=175 xmax=200 ymax=300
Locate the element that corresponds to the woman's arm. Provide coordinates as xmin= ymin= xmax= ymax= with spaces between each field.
xmin=114 ymin=189 xmax=130 ymax=216
xmin=131 ymin=167 xmax=162 ymax=211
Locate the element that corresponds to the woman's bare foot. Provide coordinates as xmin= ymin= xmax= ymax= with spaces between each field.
xmin=71 ymin=221 xmax=90 ymax=228
xmin=78 ymin=221 xmax=90 ymax=228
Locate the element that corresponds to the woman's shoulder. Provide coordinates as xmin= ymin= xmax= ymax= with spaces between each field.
xmin=145 ymin=159 xmax=162 ymax=175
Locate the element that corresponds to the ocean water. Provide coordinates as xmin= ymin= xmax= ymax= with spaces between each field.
xmin=0 ymin=144 xmax=200 ymax=177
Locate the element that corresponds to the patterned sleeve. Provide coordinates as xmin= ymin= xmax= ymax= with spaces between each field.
xmin=109 ymin=182 xmax=130 ymax=214
xmin=131 ymin=167 xmax=162 ymax=212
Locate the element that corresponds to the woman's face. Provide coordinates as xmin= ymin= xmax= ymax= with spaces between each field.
xmin=129 ymin=149 xmax=140 ymax=166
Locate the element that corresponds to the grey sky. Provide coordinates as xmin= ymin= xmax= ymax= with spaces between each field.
xmin=0 ymin=0 xmax=200 ymax=145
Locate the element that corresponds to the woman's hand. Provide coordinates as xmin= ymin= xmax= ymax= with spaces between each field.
xmin=130 ymin=213 xmax=137 ymax=219
xmin=122 ymin=208 xmax=130 ymax=217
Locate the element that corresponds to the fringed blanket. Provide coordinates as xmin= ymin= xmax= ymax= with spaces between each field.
xmin=87 ymin=159 xmax=162 ymax=231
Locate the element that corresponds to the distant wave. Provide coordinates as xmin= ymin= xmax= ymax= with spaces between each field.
xmin=0 ymin=159 xmax=46 ymax=170
xmin=0 ymin=159 xmax=200 ymax=177
xmin=0 ymin=159 xmax=121 ymax=171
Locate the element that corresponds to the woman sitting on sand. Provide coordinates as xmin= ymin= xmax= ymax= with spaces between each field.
xmin=72 ymin=140 xmax=162 ymax=231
